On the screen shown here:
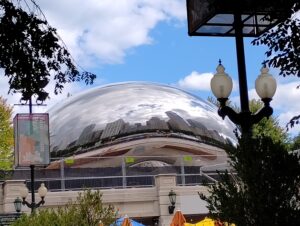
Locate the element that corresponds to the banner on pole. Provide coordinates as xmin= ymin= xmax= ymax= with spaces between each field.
xmin=14 ymin=113 xmax=50 ymax=167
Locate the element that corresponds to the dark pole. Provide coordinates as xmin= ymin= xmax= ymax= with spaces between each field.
xmin=29 ymin=96 xmax=33 ymax=114
xmin=28 ymin=88 xmax=36 ymax=213
xmin=30 ymin=165 xmax=35 ymax=214
xmin=233 ymin=11 xmax=251 ymax=134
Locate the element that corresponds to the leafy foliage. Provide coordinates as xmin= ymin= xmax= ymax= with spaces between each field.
xmin=252 ymin=1 xmax=300 ymax=129
xmin=0 ymin=0 xmax=96 ymax=103
xmin=252 ymin=2 xmax=300 ymax=77
xmin=201 ymin=135 xmax=300 ymax=226
xmin=290 ymin=133 xmax=300 ymax=150
xmin=12 ymin=189 xmax=117 ymax=226
xmin=0 ymin=96 xmax=13 ymax=171
xmin=250 ymin=100 xmax=288 ymax=144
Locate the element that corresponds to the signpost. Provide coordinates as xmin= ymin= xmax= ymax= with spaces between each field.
xmin=13 ymin=113 xmax=50 ymax=213
xmin=14 ymin=113 xmax=50 ymax=167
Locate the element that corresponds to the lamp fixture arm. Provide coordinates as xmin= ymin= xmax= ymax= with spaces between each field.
xmin=217 ymin=98 xmax=274 ymax=133
xmin=218 ymin=105 xmax=241 ymax=125
xmin=22 ymin=199 xmax=32 ymax=209
xmin=251 ymin=104 xmax=273 ymax=125
xmin=22 ymin=197 xmax=45 ymax=210
xmin=217 ymin=98 xmax=241 ymax=124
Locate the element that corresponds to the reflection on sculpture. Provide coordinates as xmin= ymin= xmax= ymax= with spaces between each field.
xmin=48 ymin=82 xmax=237 ymax=158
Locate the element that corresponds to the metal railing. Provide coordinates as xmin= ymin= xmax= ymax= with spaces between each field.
xmin=9 ymin=155 xmax=230 ymax=191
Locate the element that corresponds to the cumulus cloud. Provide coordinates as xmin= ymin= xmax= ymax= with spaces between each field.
xmin=34 ymin=0 xmax=186 ymax=66
xmin=2 ymin=0 xmax=186 ymax=113
xmin=178 ymin=71 xmax=214 ymax=91
xmin=177 ymin=71 xmax=238 ymax=92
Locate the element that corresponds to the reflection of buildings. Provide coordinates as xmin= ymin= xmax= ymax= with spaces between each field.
xmin=51 ymin=111 xmax=231 ymax=159
xmin=1 ymin=82 xmax=236 ymax=225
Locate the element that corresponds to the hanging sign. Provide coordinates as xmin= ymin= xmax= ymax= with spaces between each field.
xmin=14 ymin=113 xmax=50 ymax=167
xmin=64 ymin=157 xmax=75 ymax=165
xmin=183 ymin=156 xmax=193 ymax=162
xmin=125 ymin=157 xmax=135 ymax=164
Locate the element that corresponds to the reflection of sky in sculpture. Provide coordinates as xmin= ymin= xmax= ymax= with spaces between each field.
xmin=48 ymin=82 xmax=237 ymax=151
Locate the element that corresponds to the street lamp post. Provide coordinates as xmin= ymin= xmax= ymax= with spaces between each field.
xmin=20 ymin=183 xmax=48 ymax=213
xmin=186 ymin=0 xmax=288 ymax=133
xmin=210 ymin=61 xmax=277 ymax=134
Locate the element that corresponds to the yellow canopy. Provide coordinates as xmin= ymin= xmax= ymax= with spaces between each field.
xmin=195 ymin=217 xmax=214 ymax=226
xmin=184 ymin=217 xmax=235 ymax=226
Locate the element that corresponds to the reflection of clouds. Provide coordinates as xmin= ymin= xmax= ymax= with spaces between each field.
xmin=48 ymin=82 xmax=237 ymax=150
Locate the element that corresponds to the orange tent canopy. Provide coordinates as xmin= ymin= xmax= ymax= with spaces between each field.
xmin=170 ymin=210 xmax=186 ymax=226
xmin=122 ymin=217 xmax=132 ymax=226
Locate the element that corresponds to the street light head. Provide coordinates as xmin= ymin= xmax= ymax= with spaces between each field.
xmin=14 ymin=197 xmax=22 ymax=213
xmin=168 ymin=189 xmax=176 ymax=214
xmin=255 ymin=66 xmax=277 ymax=100
xmin=20 ymin=186 xmax=29 ymax=200
xmin=38 ymin=183 xmax=48 ymax=198
xmin=211 ymin=62 xmax=233 ymax=99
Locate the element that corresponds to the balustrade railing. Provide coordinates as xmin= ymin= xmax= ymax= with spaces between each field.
xmin=5 ymin=154 xmax=230 ymax=191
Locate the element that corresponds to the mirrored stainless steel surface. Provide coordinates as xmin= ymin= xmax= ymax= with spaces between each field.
xmin=48 ymin=82 xmax=237 ymax=154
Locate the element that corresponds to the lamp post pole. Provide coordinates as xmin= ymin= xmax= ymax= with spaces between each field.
xmin=234 ymin=12 xmax=250 ymax=114
xmin=30 ymin=165 xmax=36 ymax=213
xmin=29 ymin=96 xmax=36 ymax=214
xmin=18 ymin=95 xmax=48 ymax=214
xmin=211 ymin=8 xmax=276 ymax=135
xmin=234 ymin=10 xmax=251 ymax=134
xmin=187 ymin=0 xmax=282 ymax=136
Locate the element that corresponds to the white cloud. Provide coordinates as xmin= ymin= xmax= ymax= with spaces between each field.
xmin=177 ymin=71 xmax=238 ymax=92
xmin=2 ymin=0 xmax=186 ymax=114
xmin=34 ymin=0 xmax=186 ymax=66
xmin=178 ymin=71 xmax=213 ymax=91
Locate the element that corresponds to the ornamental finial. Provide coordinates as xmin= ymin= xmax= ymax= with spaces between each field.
xmin=216 ymin=60 xmax=225 ymax=74
xmin=261 ymin=65 xmax=269 ymax=74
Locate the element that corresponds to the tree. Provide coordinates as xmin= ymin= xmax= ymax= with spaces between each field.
xmin=290 ymin=133 xmax=300 ymax=150
xmin=252 ymin=1 xmax=300 ymax=77
xmin=0 ymin=0 xmax=96 ymax=103
xmin=252 ymin=0 xmax=300 ymax=128
xmin=12 ymin=189 xmax=117 ymax=226
xmin=200 ymin=135 xmax=300 ymax=226
xmin=0 ymin=96 xmax=13 ymax=171
xmin=249 ymin=99 xmax=289 ymax=145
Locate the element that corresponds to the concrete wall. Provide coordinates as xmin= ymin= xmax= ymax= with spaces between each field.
xmin=0 ymin=175 xmax=209 ymax=226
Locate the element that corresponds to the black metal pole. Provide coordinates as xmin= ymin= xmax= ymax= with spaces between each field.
xmin=29 ymin=96 xmax=32 ymax=114
xmin=234 ymin=12 xmax=251 ymax=134
xmin=30 ymin=165 xmax=35 ymax=214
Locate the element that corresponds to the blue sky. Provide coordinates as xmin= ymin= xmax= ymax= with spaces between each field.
xmin=1 ymin=0 xmax=299 ymax=136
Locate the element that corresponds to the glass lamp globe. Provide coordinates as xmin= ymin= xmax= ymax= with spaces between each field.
xmin=210 ymin=63 xmax=233 ymax=99
xmin=168 ymin=189 xmax=176 ymax=206
xmin=20 ymin=186 xmax=29 ymax=199
xmin=38 ymin=183 xmax=48 ymax=198
xmin=14 ymin=197 xmax=22 ymax=213
xmin=255 ymin=66 xmax=277 ymax=99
